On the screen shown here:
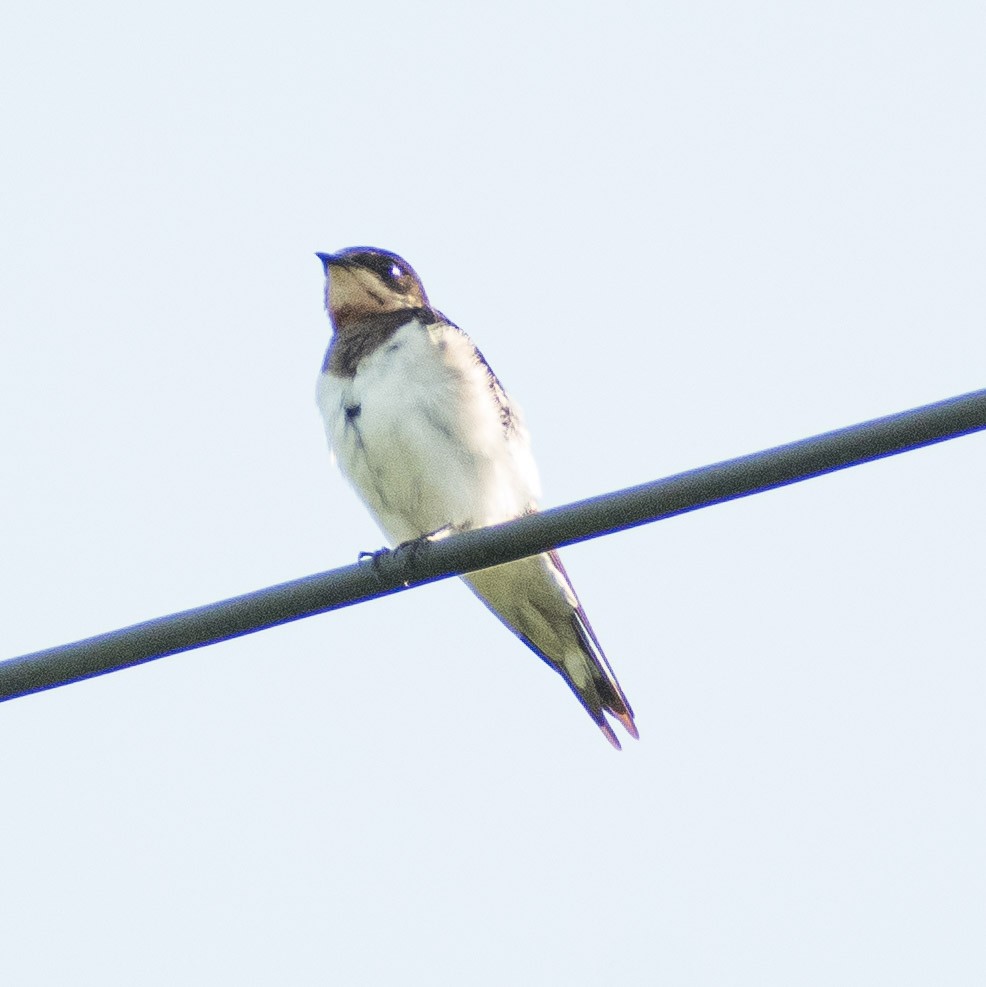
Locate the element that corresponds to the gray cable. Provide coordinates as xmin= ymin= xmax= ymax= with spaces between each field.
xmin=2 ymin=387 xmax=984 ymax=703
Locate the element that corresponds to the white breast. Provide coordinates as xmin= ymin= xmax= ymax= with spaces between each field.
xmin=316 ymin=319 xmax=540 ymax=545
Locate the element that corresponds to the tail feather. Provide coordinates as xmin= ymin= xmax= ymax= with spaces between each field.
xmin=553 ymin=550 xmax=637 ymax=745
xmin=569 ymin=607 xmax=638 ymax=743
xmin=464 ymin=550 xmax=639 ymax=749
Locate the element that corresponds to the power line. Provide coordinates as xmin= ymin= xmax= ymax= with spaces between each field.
xmin=2 ymin=387 xmax=985 ymax=703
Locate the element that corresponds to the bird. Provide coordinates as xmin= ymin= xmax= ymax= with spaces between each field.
xmin=314 ymin=246 xmax=638 ymax=749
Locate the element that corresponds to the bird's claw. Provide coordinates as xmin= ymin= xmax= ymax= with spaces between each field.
xmin=392 ymin=533 xmax=432 ymax=566
xmin=357 ymin=525 xmax=460 ymax=577
xmin=357 ymin=546 xmax=391 ymax=573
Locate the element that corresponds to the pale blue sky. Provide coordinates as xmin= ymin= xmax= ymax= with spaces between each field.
xmin=2 ymin=2 xmax=985 ymax=984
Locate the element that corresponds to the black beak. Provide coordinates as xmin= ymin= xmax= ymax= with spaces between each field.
xmin=315 ymin=251 xmax=337 ymax=273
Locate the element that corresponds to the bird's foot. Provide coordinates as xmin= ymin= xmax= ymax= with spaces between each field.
xmin=357 ymin=547 xmax=393 ymax=577
xmin=357 ymin=526 xmax=458 ymax=575
xmin=391 ymin=526 xmax=451 ymax=566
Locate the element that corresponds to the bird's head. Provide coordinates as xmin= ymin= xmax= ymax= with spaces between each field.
xmin=316 ymin=247 xmax=430 ymax=332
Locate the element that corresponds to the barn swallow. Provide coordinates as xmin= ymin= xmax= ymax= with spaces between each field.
xmin=315 ymin=246 xmax=637 ymax=749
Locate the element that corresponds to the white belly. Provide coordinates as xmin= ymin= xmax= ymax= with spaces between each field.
xmin=316 ymin=320 xmax=539 ymax=544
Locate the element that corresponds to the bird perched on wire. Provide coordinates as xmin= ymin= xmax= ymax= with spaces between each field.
xmin=315 ymin=246 xmax=637 ymax=749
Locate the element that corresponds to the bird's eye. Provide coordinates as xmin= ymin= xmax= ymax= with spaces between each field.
xmin=387 ymin=263 xmax=403 ymax=281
